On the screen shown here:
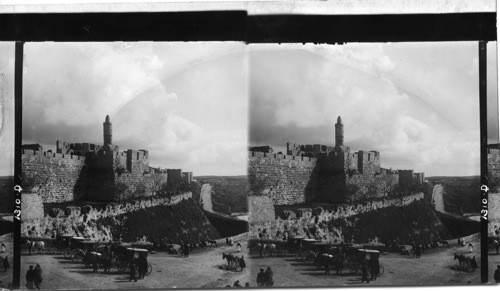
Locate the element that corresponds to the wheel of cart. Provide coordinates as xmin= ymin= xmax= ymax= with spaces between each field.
xmin=303 ymin=250 xmax=317 ymax=265
xmin=116 ymin=259 xmax=129 ymax=273
xmin=62 ymin=248 xmax=72 ymax=258
xmin=379 ymin=264 xmax=385 ymax=276
xmin=346 ymin=260 xmax=361 ymax=274
xmin=146 ymin=263 xmax=153 ymax=275
xmin=45 ymin=247 xmax=57 ymax=255
xmin=357 ymin=249 xmax=382 ymax=277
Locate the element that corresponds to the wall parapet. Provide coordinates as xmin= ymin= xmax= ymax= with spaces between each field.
xmin=22 ymin=149 xmax=86 ymax=161
xmin=249 ymin=151 xmax=317 ymax=162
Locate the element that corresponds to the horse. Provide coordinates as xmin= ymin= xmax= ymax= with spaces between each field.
xmin=315 ymin=253 xmax=334 ymax=270
xmin=222 ymin=253 xmax=237 ymax=269
xmin=439 ymin=240 xmax=450 ymax=248
xmin=264 ymin=244 xmax=277 ymax=258
xmin=166 ymin=244 xmax=181 ymax=255
xmin=101 ymin=251 xmax=114 ymax=273
xmin=248 ymin=243 xmax=262 ymax=256
xmin=399 ymin=245 xmax=411 ymax=256
xmin=454 ymin=253 xmax=468 ymax=270
xmin=207 ymin=240 xmax=218 ymax=247
xmin=26 ymin=241 xmax=45 ymax=255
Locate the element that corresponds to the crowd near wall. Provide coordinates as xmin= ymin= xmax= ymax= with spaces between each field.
xmin=248 ymin=151 xmax=317 ymax=205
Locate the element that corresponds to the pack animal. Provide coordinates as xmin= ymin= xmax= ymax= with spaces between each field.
xmin=222 ymin=253 xmax=237 ymax=269
xmin=26 ymin=241 xmax=45 ymax=254
xmin=264 ymin=244 xmax=277 ymax=257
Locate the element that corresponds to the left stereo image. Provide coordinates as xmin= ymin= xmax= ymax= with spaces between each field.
xmin=7 ymin=41 xmax=250 ymax=290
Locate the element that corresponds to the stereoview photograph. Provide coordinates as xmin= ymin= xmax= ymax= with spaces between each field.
xmin=247 ymin=42 xmax=496 ymax=286
xmin=19 ymin=42 xmax=249 ymax=289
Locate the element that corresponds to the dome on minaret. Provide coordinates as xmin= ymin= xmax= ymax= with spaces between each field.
xmin=105 ymin=115 xmax=111 ymax=123
xmin=337 ymin=116 xmax=342 ymax=124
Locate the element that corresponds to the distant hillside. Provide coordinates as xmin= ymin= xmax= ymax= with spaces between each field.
xmin=426 ymin=176 xmax=480 ymax=183
xmin=197 ymin=176 xmax=247 ymax=215
xmin=196 ymin=175 xmax=247 ymax=183
xmin=427 ymin=176 xmax=480 ymax=215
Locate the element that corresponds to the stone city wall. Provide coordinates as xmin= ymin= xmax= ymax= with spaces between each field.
xmin=21 ymin=193 xmax=44 ymax=220
xmin=22 ymin=150 xmax=87 ymax=203
xmin=248 ymin=196 xmax=275 ymax=224
xmin=21 ymin=192 xmax=193 ymax=240
xmin=248 ymin=151 xmax=317 ymax=205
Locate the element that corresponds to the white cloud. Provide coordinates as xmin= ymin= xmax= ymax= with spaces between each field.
xmin=250 ymin=44 xmax=481 ymax=176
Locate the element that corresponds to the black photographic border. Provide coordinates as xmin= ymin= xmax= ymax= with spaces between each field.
xmin=1 ymin=10 xmax=496 ymax=288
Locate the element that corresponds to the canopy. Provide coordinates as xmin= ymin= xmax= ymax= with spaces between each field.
xmin=126 ymin=248 xmax=149 ymax=253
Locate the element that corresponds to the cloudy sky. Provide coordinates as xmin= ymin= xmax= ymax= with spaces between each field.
xmin=249 ymin=42 xmax=498 ymax=177
xmin=0 ymin=41 xmax=498 ymax=177
xmin=20 ymin=42 xmax=248 ymax=176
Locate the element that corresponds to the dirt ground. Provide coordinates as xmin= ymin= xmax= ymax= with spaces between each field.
xmin=0 ymin=234 xmax=13 ymax=289
xmin=488 ymin=244 xmax=500 ymax=283
xmin=20 ymin=241 xmax=250 ymax=289
xmin=249 ymin=237 xmax=483 ymax=287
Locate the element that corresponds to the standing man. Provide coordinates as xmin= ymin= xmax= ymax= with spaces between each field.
xmin=256 ymin=268 xmax=266 ymax=287
xmin=369 ymin=256 xmax=380 ymax=281
xmin=34 ymin=264 xmax=43 ymax=290
xmin=26 ymin=265 xmax=35 ymax=289
xmin=493 ymin=240 xmax=499 ymax=255
xmin=361 ymin=262 xmax=370 ymax=283
xmin=265 ymin=266 xmax=274 ymax=287
xmin=494 ymin=265 xmax=500 ymax=283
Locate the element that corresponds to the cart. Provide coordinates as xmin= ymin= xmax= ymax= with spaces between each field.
xmin=293 ymin=238 xmax=322 ymax=263
xmin=113 ymin=246 xmax=152 ymax=276
xmin=344 ymin=248 xmax=384 ymax=276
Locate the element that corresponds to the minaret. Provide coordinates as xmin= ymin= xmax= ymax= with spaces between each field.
xmin=335 ymin=116 xmax=344 ymax=147
xmin=103 ymin=115 xmax=112 ymax=146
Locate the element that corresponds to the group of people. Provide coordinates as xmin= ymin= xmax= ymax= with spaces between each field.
xmin=128 ymin=255 xmax=149 ymax=282
xmin=228 ymin=280 xmax=250 ymax=288
xmin=256 ymin=267 xmax=274 ymax=287
xmin=225 ymin=238 xmax=242 ymax=253
xmin=25 ymin=264 xmax=43 ymax=289
xmin=360 ymin=256 xmax=380 ymax=283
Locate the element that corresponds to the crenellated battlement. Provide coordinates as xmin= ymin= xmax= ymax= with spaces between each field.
xmin=22 ymin=149 xmax=86 ymax=162
xmin=249 ymin=151 xmax=316 ymax=162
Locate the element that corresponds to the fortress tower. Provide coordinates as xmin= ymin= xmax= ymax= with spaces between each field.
xmin=103 ymin=115 xmax=112 ymax=147
xmin=335 ymin=116 xmax=344 ymax=147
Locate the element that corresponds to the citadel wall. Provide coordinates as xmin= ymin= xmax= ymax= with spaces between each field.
xmin=248 ymin=151 xmax=317 ymax=205
xmin=274 ymin=192 xmax=425 ymax=221
xmin=248 ymin=196 xmax=276 ymax=223
xmin=22 ymin=150 xmax=87 ymax=203
xmin=22 ymin=148 xmax=154 ymax=203
xmin=21 ymin=193 xmax=44 ymax=220
xmin=22 ymin=192 xmax=193 ymax=240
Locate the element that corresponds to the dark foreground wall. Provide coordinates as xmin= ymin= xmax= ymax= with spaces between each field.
xmin=436 ymin=212 xmax=480 ymax=238
xmin=204 ymin=211 xmax=248 ymax=238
